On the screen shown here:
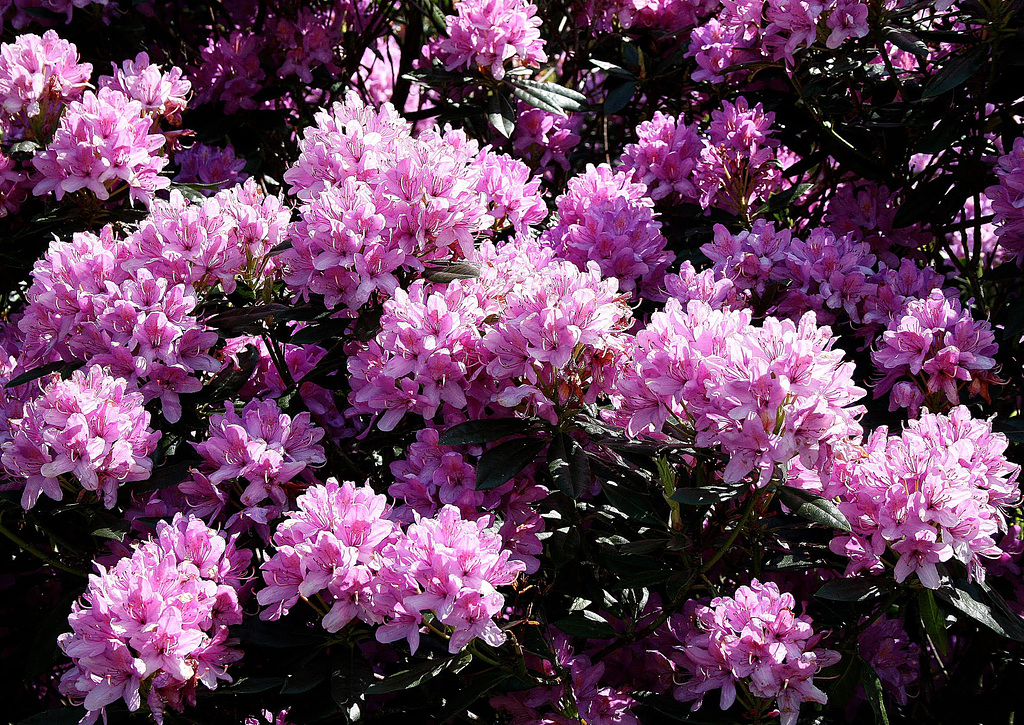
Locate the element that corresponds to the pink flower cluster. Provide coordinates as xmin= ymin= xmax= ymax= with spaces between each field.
xmin=58 ymin=514 xmax=250 ymax=725
xmin=284 ymin=94 xmax=543 ymax=312
xmin=512 ymin=101 xmax=582 ymax=173
xmin=702 ymin=220 xmax=878 ymax=324
xmin=669 ymin=580 xmax=840 ymax=725
xmin=390 ymin=426 xmax=547 ymax=573
xmin=258 ymin=480 xmax=525 ymax=654
xmin=97 ymin=51 xmax=191 ymax=124
xmin=1 ymin=365 xmax=160 ymax=510
xmin=872 ymin=289 xmax=999 ymax=415
xmin=543 ymin=163 xmax=673 ymax=299
xmin=986 ymin=136 xmax=1024 ymax=262
xmin=0 ymin=29 xmax=90 ymax=138
xmin=191 ymin=32 xmax=265 ymax=114
xmin=349 ymin=236 xmax=633 ymax=430
xmin=613 ymin=298 xmax=864 ymax=486
xmin=620 ymin=111 xmax=703 ymax=202
xmin=433 ymin=0 xmax=547 ymax=80
xmin=183 ymin=399 xmax=326 ymax=537
xmin=32 ymin=86 xmax=170 ymax=206
xmin=18 ymin=227 xmax=220 ymax=422
xmin=830 ymin=406 xmax=1021 ymax=588
xmin=127 ymin=178 xmax=288 ymax=294
xmin=686 ymin=0 xmax=869 ymax=81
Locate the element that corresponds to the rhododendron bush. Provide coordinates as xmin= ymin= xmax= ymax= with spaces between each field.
xmin=2 ymin=1 xmax=1024 ymax=724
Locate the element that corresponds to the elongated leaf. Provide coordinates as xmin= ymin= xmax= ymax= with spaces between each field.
xmin=16 ymin=708 xmax=83 ymax=725
xmin=554 ymin=614 xmax=617 ymax=640
xmin=936 ymin=579 xmax=1024 ymax=641
xmin=922 ymin=47 xmax=986 ymax=98
xmin=918 ymin=589 xmax=949 ymax=656
xmin=422 ymin=261 xmax=482 ymax=283
xmin=289 ymin=318 xmax=352 ymax=345
xmin=439 ymin=418 xmax=534 ymax=446
xmin=776 ymin=485 xmax=851 ymax=532
xmin=205 ymin=304 xmax=291 ymax=334
xmin=439 ymin=670 xmax=512 ymax=723
xmin=366 ymin=652 xmax=473 ymax=694
xmin=331 ymin=648 xmax=375 ymax=706
xmin=201 ymin=344 xmax=259 ymax=403
xmin=488 ymin=90 xmax=516 ymax=138
xmin=815 ymin=578 xmax=893 ymax=602
xmin=671 ymin=482 xmax=747 ymax=506
xmin=475 ymin=437 xmax=546 ymax=490
xmin=548 ymin=433 xmax=592 ymax=499
xmin=884 ymin=27 xmax=929 ymax=57
xmin=226 ymin=677 xmax=288 ymax=694
xmin=507 ymin=78 xmax=587 ymax=115
xmin=5 ymin=360 xmax=76 ymax=389
xmin=604 ymin=80 xmax=635 ymax=114
xmin=860 ymin=658 xmax=890 ymax=725
xmin=280 ymin=653 xmax=329 ymax=694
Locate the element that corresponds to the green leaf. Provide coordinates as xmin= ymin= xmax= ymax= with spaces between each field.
xmin=507 ymin=78 xmax=587 ymax=116
xmin=604 ymin=80 xmax=635 ymax=114
xmin=439 ymin=670 xmax=512 ymax=723
xmin=815 ymin=578 xmax=894 ymax=602
xmin=200 ymin=344 xmax=259 ymax=403
xmin=289 ymin=318 xmax=353 ymax=345
xmin=439 ymin=418 xmax=535 ymax=446
xmin=280 ymin=653 xmax=329 ymax=694
xmin=859 ymin=658 xmax=891 ymax=725
xmin=475 ymin=437 xmax=546 ymax=490
xmin=922 ymin=47 xmax=987 ymax=98
xmin=366 ymin=652 xmax=473 ymax=694
xmin=225 ymin=677 xmax=288 ymax=694
xmin=884 ymin=27 xmax=929 ymax=57
xmin=422 ymin=261 xmax=482 ymax=283
xmin=331 ymin=648 xmax=375 ymax=706
xmin=918 ymin=589 xmax=949 ymax=656
xmin=776 ymin=485 xmax=851 ymax=532
xmin=488 ymin=90 xmax=517 ymax=139
xmin=548 ymin=433 xmax=592 ymax=499
xmin=92 ymin=525 xmax=129 ymax=542
xmin=670 ymin=481 xmax=747 ymax=506
xmin=232 ymin=618 xmax=325 ymax=648
xmin=554 ymin=613 xmax=617 ymax=640
xmin=828 ymin=655 xmax=862 ymax=707
xmin=5 ymin=360 xmax=80 ymax=389
xmin=205 ymin=304 xmax=291 ymax=334
xmin=936 ymin=578 xmax=1024 ymax=642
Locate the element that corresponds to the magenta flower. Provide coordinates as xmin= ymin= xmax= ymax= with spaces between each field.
xmin=434 ymin=0 xmax=547 ymax=80
xmin=58 ymin=514 xmax=250 ymax=725
xmin=1 ymin=365 xmax=160 ymax=509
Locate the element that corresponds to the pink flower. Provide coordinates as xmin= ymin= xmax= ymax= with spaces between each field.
xmin=1 ymin=365 xmax=160 ymax=510
xmin=434 ymin=0 xmax=547 ymax=80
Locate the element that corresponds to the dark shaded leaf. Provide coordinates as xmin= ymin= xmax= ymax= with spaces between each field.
xmin=859 ymin=658 xmax=890 ymax=725
xmin=475 ymin=437 xmax=546 ymax=490
xmin=548 ymin=433 xmax=592 ymax=499
xmin=554 ymin=614 xmax=617 ymax=640
xmin=439 ymin=670 xmax=512 ymax=723
xmin=422 ymin=261 xmax=482 ymax=283
xmin=776 ymin=485 xmax=851 ymax=532
xmin=884 ymin=27 xmax=929 ymax=57
xmin=919 ymin=588 xmax=949 ymax=656
xmin=993 ymin=417 xmax=1024 ymax=444
xmin=488 ymin=90 xmax=516 ymax=139
xmin=232 ymin=618 xmax=325 ymax=648
xmin=202 ymin=344 xmax=259 ymax=403
xmin=827 ymin=655 xmax=862 ymax=707
xmin=815 ymin=578 xmax=894 ymax=602
xmin=671 ymin=481 xmax=747 ymax=506
xmin=366 ymin=652 xmax=473 ymax=694
xmin=16 ymin=709 xmax=83 ymax=725
xmin=439 ymin=418 xmax=535 ymax=446
xmin=5 ymin=360 xmax=81 ymax=389
xmin=225 ymin=677 xmax=287 ymax=694
xmin=331 ymin=648 xmax=376 ymax=706
xmin=604 ymin=81 xmax=636 ymax=114
xmin=507 ymin=78 xmax=587 ymax=115
xmin=280 ymin=653 xmax=329 ymax=694
xmin=289 ymin=318 xmax=353 ymax=345
xmin=936 ymin=578 xmax=1024 ymax=641
xmin=922 ymin=47 xmax=987 ymax=98
xmin=205 ymin=304 xmax=291 ymax=334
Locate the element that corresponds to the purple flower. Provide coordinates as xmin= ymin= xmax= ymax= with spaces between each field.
xmin=986 ymin=136 xmax=1024 ymax=262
